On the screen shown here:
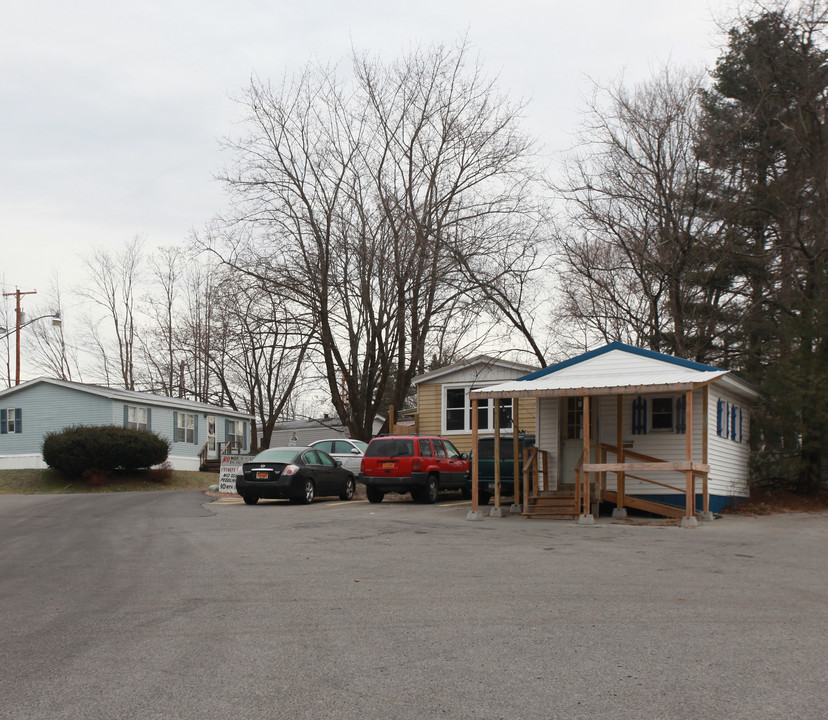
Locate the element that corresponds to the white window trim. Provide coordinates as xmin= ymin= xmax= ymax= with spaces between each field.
xmin=441 ymin=384 xmax=513 ymax=435
xmin=7 ymin=407 xmax=16 ymax=433
xmin=177 ymin=413 xmax=195 ymax=444
xmin=227 ymin=420 xmax=243 ymax=446
xmin=127 ymin=406 xmax=148 ymax=431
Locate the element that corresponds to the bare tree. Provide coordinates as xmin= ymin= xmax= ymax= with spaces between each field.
xmin=138 ymin=245 xmax=187 ymax=395
xmin=24 ymin=275 xmax=81 ymax=381
xmin=213 ymin=40 xmax=545 ymax=438
xmin=556 ymin=67 xmax=746 ymax=363
xmin=77 ymin=236 xmax=144 ymax=389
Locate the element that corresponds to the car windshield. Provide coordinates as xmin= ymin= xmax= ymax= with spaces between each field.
xmin=252 ymin=449 xmax=299 ymax=463
xmin=365 ymin=438 xmax=415 ymax=458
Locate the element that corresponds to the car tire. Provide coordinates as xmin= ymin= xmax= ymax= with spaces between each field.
xmin=242 ymin=495 xmax=259 ymax=505
xmin=460 ymin=486 xmax=472 ymax=500
xmin=298 ymin=479 xmax=315 ymax=505
xmin=424 ymin=475 xmax=439 ymax=504
xmin=479 ymin=490 xmax=492 ymax=506
xmin=366 ymin=486 xmax=384 ymax=504
xmin=340 ymin=476 xmax=356 ymax=501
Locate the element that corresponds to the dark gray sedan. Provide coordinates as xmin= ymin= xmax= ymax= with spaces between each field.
xmin=235 ymin=446 xmax=356 ymax=505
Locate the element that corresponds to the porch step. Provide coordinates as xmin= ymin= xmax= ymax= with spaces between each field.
xmin=200 ymin=459 xmax=221 ymax=473
xmin=603 ymin=491 xmax=686 ymax=519
xmin=524 ymin=491 xmax=578 ymax=520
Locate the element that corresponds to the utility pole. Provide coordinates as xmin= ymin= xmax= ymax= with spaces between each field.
xmin=3 ymin=289 xmax=37 ymax=385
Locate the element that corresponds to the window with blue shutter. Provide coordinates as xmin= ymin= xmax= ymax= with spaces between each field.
xmin=730 ymin=405 xmax=738 ymax=441
xmin=1 ymin=408 xmax=22 ymax=434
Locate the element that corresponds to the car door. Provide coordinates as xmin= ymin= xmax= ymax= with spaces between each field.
xmin=315 ymin=449 xmax=342 ymax=495
xmin=301 ymin=449 xmax=329 ymax=494
xmin=431 ymin=439 xmax=451 ymax=486
xmin=333 ymin=440 xmax=362 ymax=473
xmin=442 ymin=439 xmax=467 ymax=486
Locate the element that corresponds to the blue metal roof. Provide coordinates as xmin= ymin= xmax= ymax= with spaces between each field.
xmin=518 ymin=342 xmax=721 ymax=382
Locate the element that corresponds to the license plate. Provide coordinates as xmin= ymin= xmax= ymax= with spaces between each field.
xmin=382 ymin=462 xmax=395 ymax=469
xmin=256 ymin=471 xmax=269 ymax=479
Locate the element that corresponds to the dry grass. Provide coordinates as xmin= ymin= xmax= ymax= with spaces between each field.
xmin=0 ymin=468 xmax=216 ymax=494
xmin=722 ymin=489 xmax=828 ymax=516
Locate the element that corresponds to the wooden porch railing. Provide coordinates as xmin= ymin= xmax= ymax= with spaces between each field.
xmin=574 ymin=443 xmax=710 ymax=519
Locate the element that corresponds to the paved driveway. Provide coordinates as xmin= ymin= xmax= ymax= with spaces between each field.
xmin=1 ymin=491 xmax=826 ymax=719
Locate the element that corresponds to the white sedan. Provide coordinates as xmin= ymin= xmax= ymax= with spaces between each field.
xmin=309 ymin=438 xmax=368 ymax=474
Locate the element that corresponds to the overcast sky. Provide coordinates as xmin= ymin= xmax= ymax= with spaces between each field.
xmin=1 ymin=0 xmax=735 ymax=313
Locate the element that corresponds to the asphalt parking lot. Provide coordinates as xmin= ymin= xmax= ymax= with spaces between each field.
xmin=1 ymin=490 xmax=826 ymax=720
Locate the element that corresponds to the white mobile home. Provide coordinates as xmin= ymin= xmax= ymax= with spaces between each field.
xmin=469 ymin=343 xmax=760 ymax=522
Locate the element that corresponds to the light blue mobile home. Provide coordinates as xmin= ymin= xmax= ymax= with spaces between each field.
xmin=0 ymin=378 xmax=252 ymax=471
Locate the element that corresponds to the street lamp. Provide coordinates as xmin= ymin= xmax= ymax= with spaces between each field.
xmin=0 ymin=311 xmax=62 ymax=386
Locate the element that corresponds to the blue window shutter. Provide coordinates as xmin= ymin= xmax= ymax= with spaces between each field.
xmin=146 ymin=408 xmax=151 ymax=430
xmin=173 ymin=411 xmax=178 ymax=443
xmin=193 ymin=414 xmax=199 ymax=444
xmin=225 ymin=419 xmax=230 ymax=442
xmin=676 ymin=396 xmax=686 ymax=434
xmin=716 ymin=400 xmax=723 ymax=437
xmin=123 ymin=405 xmax=129 ymax=427
xmin=1 ymin=408 xmax=6 ymax=435
xmin=14 ymin=408 xmax=22 ymax=434
xmin=739 ymin=408 xmax=743 ymax=443
xmin=731 ymin=405 xmax=737 ymax=441
xmin=632 ymin=397 xmax=648 ymax=435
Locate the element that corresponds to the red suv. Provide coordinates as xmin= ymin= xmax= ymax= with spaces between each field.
xmin=359 ymin=435 xmax=470 ymax=504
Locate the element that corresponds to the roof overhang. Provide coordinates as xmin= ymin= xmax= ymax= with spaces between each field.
xmin=470 ymin=369 xmax=730 ymax=400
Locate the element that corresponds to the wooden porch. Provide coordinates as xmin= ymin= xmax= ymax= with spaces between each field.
xmin=469 ymin=385 xmax=714 ymax=525
xmin=199 ymin=440 xmax=244 ymax=472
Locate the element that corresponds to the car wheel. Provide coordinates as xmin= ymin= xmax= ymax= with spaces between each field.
xmin=460 ymin=486 xmax=472 ymax=500
xmin=339 ymin=476 xmax=356 ymax=501
xmin=424 ymin=475 xmax=439 ymax=504
xmin=366 ymin=486 xmax=384 ymax=504
xmin=298 ymin=479 xmax=315 ymax=505
xmin=479 ymin=490 xmax=492 ymax=506
xmin=242 ymin=495 xmax=259 ymax=505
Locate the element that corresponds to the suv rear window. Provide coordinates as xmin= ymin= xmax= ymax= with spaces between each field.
xmin=365 ymin=438 xmax=415 ymax=458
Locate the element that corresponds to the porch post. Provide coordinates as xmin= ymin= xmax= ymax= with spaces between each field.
xmin=700 ymin=384 xmax=714 ymax=521
xmin=466 ymin=397 xmax=484 ymax=521
xmin=511 ymin=397 xmax=521 ymax=512
xmin=490 ymin=398 xmax=505 ymax=517
xmin=613 ymin=394 xmax=627 ymax=519
xmin=579 ymin=394 xmax=594 ymax=524
xmin=681 ymin=388 xmax=699 ymax=528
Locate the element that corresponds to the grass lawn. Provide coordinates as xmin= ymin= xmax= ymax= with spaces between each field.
xmin=0 ymin=468 xmax=218 ymax=494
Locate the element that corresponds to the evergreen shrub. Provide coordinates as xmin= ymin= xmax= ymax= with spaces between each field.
xmin=42 ymin=425 xmax=171 ymax=478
